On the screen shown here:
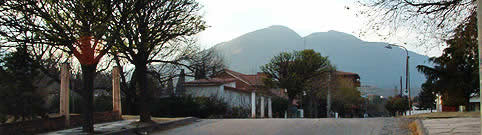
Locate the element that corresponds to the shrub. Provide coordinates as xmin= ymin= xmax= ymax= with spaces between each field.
xmin=224 ymin=107 xmax=250 ymax=118
xmin=271 ymin=97 xmax=289 ymax=118
xmin=151 ymin=95 xmax=232 ymax=118
xmin=197 ymin=96 xmax=228 ymax=118
xmin=48 ymin=91 xmax=113 ymax=113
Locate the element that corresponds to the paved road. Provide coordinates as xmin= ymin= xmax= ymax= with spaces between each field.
xmin=153 ymin=118 xmax=409 ymax=135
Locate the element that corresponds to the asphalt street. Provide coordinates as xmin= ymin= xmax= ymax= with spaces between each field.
xmin=152 ymin=118 xmax=409 ymax=135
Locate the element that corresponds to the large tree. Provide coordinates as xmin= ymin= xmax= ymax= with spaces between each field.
xmin=0 ymin=0 xmax=116 ymax=132
xmin=417 ymin=82 xmax=436 ymax=110
xmin=356 ymin=0 xmax=475 ymax=47
xmin=112 ymin=0 xmax=206 ymax=122
xmin=262 ymin=49 xmax=333 ymax=104
xmin=184 ymin=48 xmax=225 ymax=80
xmin=417 ymin=12 xmax=478 ymax=107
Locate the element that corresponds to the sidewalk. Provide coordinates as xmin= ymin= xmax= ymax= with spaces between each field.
xmin=41 ymin=117 xmax=196 ymax=135
xmin=422 ymin=118 xmax=480 ymax=135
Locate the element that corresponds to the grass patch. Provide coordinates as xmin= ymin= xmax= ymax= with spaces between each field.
xmin=402 ymin=112 xmax=480 ymax=119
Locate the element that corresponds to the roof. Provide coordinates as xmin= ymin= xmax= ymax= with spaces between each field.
xmin=185 ymin=69 xmax=274 ymax=94
xmin=335 ymin=71 xmax=360 ymax=78
xmin=240 ymin=73 xmax=267 ymax=86
xmin=224 ymin=69 xmax=267 ymax=86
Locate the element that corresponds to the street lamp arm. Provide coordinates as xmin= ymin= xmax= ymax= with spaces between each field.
xmin=388 ymin=44 xmax=408 ymax=56
xmin=387 ymin=44 xmax=408 ymax=55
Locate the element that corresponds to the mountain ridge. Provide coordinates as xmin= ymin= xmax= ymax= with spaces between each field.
xmin=212 ymin=25 xmax=429 ymax=97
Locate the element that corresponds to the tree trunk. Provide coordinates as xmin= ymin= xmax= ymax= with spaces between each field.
xmin=135 ymin=61 xmax=151 ymax=122
xmin=80 ymin=64 xmax=96 ymax=133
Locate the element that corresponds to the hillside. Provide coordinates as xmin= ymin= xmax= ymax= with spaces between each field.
xmin=212 ymin=25 xmax=430 ymax=97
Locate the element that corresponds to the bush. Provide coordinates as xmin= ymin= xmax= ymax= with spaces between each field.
xmin=385 ymin=96 xmax=409 ymax=116
xmin=224 ymin=107 xmax=250 ymax=118
xmin=151 ymin=95 xmax=235 ymax=118
xmin=48 ymin=91 xmax=113 ymax=113
xmin=271 ymin=97 xmax=289 ymax=118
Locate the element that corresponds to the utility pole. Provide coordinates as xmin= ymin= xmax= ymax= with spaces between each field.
xmin=326 ymin=71 xmax=332 ymax=118
xmin=400 ymin=76 xmax=402 ymax=97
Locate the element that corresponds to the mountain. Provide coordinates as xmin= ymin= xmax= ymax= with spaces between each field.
xmin=212 ymin=25 xmax=430 ymax=97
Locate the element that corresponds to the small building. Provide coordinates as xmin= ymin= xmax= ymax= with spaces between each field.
xmin=184 ymin=69 xmax=282 ymax=118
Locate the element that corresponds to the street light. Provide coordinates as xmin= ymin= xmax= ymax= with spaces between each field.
xmin=385 ymin=43 xmax=411 ymax=115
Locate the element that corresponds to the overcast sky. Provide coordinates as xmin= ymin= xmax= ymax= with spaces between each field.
xmin=196 ymin=0 xmax=443 ymax=57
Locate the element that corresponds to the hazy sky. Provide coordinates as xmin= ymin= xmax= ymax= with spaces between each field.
xmin=196 ymin=0 xmax=443 ymax=57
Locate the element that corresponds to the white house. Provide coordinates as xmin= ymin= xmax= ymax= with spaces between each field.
xmin=184 ymin=69 xmax=286 ymax=118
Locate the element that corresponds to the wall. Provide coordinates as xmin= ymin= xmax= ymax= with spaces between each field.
xmin=222 ymin=89 xmax=251 ymax=108
xmin=185 ymin=85 xmax=223 ymax=98
xmin=186 ymin=85 xmax=252 ymax=109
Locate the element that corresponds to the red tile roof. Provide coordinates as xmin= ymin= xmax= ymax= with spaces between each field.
xmin=240 ymin=73 xmax=267 ymax=86
xmin=223 ymin=69 xmax=267 ymax=86
xmin=335 ymin=71 xmax=360 ymax=78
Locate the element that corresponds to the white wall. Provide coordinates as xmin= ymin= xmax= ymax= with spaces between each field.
xmin=222 ymin=89 xmax=251 ymax=108
xmin=186 ymin=85 xmax=222 ymax=97
xmin=185 ymin=85 xmax=252 ymax=109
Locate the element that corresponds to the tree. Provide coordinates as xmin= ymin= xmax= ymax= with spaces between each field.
xmin=0 ymin=0 xmax=116 ymax=132
xmin=417 ymin=12 xmax=478 ymax=107
xmin=417 ymin=82 xmax=436 ymax=111
xmin=356 ymin=0 xmax=475 ymax=47
xmin=184 ymin=48 xmax=226 ymax=80
xmin=0 ymin=47 xmax=48 ymax=122
xmin=385 ymin=96 xmax=409 ymax=116
xmin=262 ymin=49 xmax=333 ymax=104
xmin=112 ymin=0 xmax=206 ymax=122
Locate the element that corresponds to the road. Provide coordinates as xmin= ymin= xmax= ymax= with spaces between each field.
xmin=153 ymin=118 xmax=410 ymax=135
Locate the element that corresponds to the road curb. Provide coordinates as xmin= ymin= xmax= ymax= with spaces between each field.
xmin=103 ymin=117 xmax=199 ymax=135
xmin=414 ymin=119 xmax=428 ymax=135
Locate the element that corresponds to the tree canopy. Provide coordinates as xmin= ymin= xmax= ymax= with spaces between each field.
xmin=416 ymin=12 xmax=478 ymax=106
xmin=261 ymin=49 xmax=333 ymax=103
xmin=111 ymin=0 xmax=207 ymax=122
xmin=0 ymin=0 xmax=117 ymax=132
xmin=356 ymin=0 xmax=475 ymax=47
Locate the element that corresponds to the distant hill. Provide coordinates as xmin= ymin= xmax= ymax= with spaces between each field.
xmin=212 ymin=25 xmax=430 ymax=97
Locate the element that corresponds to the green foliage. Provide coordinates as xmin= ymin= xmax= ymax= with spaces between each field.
xmin=417 ymin=13 xmax=478 ymax=106
xmin=385 ymin=96 xmax=409 ymax=116
xmin=48 ymin=91 xmax=114 ymax=113
xmin=271 ymin=97 xmax=289 ymax=118
xmin=417 ymin=82 xmax=436 ymax=110
xmin=151 ymin=96 xmax=231 ymax=118
xmin=331 ymin=87 xmax=363 ymax=117
xmin=0 ymin=48 xmax=48 ymax=121
xmin=94 ymin=95 xmax=113 ymax=112
xmin=224 ymin=107 xmax=250 ymax=118
xmin=261 ymin=49 xmax=333 ymax=102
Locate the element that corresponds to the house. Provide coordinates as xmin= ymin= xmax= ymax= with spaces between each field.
xmin=184 ymin=69 xmax=283 ymax=118
xmin=335 ymin=71 xmax=361 ymax=88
